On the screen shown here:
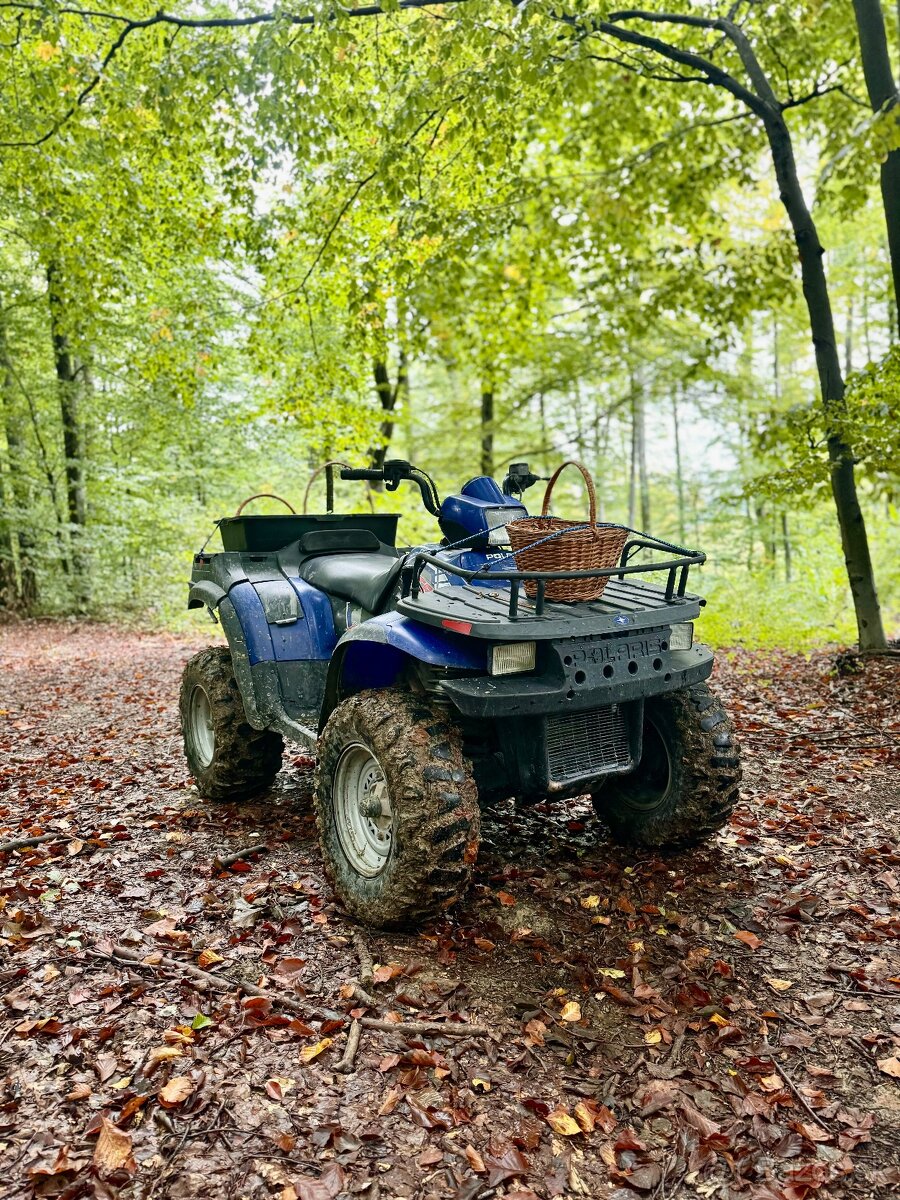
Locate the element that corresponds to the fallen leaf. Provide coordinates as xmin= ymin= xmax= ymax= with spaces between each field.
xmin=92 ymin=1116 xmax=134 ymax=1173
xmin=497 ymin=891 xmax=517 ymax=906
xmin=644 ymin=1029 xmax=662 ymax=1045
xmin=464 ymin=1144 xmax=486 ymax=1172
xmin=159 ymin=1076 xmax=194 ymax=1107
xmin=198 ymin=949 xmax=223 ymax=967
xmin=766 ymin=978 xmax=795 ymax=992
xmin=300 ymin=1037 xmax=332 ymax=1063
xmin=877 ymin=1056 xmax=900 ymax=1078
xmin=734 ymin=931 xmax=762 ymax=950
xmin=546 ymin=1108 xmax=581 ymax=1136
xmin=560 ymin=1001 xmax=581 ymax=1023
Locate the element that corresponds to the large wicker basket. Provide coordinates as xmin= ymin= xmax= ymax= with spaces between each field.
xmin=505 ymin=461 xmax=629 ymax=603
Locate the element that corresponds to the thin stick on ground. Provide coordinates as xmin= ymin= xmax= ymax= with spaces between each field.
xmin=359 ymin=1018 xmax=488 ymax=1037
xmin=213 ymin=844 xmax=270 ymax=870
xmin=350 ymin=928 xmax=374 ymax=987
xmin=0 ymin=831 xmax=84 ymax=853
xmin=89 ymin=944 xmax=485 ymax=1037
xmin=335 ymin=1019 xmax=362 ymax=1073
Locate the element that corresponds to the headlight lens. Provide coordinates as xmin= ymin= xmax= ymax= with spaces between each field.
xmin=490 ymin=641 xmax=536 ymax=676
xmin=484 ymin=505 xmax=526 ymax=545
xmin=669 ymin=622 xmax=694 ymax=651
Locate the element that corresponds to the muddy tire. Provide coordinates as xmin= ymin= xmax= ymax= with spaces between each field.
xmin=315 ymin=690 xmax=480 ymax=928
xmin=180 ymin=647 xmax=283 ymax=800
xmin=592 ymin=682 xmax=740 ymax=849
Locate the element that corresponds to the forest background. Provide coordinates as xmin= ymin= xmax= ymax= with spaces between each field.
xmin=1 ymin=0 xmax=898 ymax=650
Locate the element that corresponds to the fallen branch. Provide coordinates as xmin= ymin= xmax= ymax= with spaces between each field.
xmin=777 ymin=1059 xmax=832 ymax=1131
xmin=0 ymin=830 xmax=79 ymax=853
xmin=335 ymin=1019 xmax=362 ymax=1073
xmin=352 ymin=982 xmax=378 ymax=1008
xmin=359 ymin=1018 xmax=487 ymax=1037
xmin=213 ymin=844 xmax=270 ymax=870
xmin=350 ymin=928 xmax=374 ymax=987
xmin=90 ymin=944 xmax=324 ymax=1020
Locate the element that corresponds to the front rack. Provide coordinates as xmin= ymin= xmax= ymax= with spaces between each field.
xmin=401 ymin=535 xmax=706 ymax=621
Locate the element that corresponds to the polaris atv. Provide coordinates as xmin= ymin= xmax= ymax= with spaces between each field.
xmin=181 ymin=459 xmax=741 ymax=927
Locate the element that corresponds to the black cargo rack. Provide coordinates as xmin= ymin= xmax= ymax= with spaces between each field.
xmin=400 ymin=535 xmax=705 ymax=621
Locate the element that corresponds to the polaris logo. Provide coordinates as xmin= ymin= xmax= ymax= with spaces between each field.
xmin=613 ymin=614 xmax=631 ymax=626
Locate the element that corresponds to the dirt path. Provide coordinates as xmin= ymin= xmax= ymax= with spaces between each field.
xmin=1 ymin=622 xmax=898 ymax=1200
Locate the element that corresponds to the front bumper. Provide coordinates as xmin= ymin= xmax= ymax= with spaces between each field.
xmin=440 ymin=634 xmax=713 ymax=719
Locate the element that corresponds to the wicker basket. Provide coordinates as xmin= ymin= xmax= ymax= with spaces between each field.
xmin=505 ymin=461 xmax=628 ymax=603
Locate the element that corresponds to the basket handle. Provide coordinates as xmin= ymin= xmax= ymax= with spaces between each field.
xmin=540 ymin=461 xmax=598 ymax=526
xmin=234 ymin=492 xmax=297 ymax=516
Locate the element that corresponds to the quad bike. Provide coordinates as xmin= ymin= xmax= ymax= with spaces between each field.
xmin=181 ymin=459 xmax=741 ymax=927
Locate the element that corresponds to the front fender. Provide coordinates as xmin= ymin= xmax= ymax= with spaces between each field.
xmin=318 ymin=612 xmax=485 ymax=730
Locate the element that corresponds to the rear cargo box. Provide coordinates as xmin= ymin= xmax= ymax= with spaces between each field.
xmin=218 ymin=513 xmax=400 ymax=553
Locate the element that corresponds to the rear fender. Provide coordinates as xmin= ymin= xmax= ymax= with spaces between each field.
xmin=319 ymin=612 xmax=486 ymax=731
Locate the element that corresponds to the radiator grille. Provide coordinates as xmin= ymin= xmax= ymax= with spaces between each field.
xmin=546 ymin=706 xmax=632 ymax=783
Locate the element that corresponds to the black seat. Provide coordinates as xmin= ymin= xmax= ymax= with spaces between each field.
xmin=298 ymin=551 xmax=404 ymax=614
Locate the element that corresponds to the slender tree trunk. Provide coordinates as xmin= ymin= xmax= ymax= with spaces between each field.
xmin=853 ymin=0 xmax=900 ymax=338
xmin=781 ymin=512 xmax=792 ymax=583
xmin=845 ymin=296 xmax=854 ymax=376
xmin=0 ymin=307 xmax=38 ymax=612
xmin=635 ymin=385 xmax=650 ymax=532
xmin=47 ymin=263 xmax=89 ymax=609
xmin=765 ymin=112 xmax=886 ymax=649
xmin=627 ymin=372 xmax=637 ymax=529
xmin=0 ymin=315 xmax=18 ymax=611
xmin=672 ymin=385 xmax=686 ymax=545
xmin=370 ymin=359 xmax=396 ymax=473
xmin=480 ymin=381 xmax=494 ymax=477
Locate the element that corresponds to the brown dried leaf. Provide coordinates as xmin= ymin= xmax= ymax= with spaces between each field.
xmin=158 ymin=1076 xmax=194 ymax=1107
xmin=92 ymin=1116 xmax=134 ymax=1173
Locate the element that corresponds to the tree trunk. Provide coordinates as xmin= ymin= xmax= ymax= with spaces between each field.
xmin=765 ymin=112 xmax=886 ymax=649
xmin=853 ymin=0 xmax=900 ymax=338
xmin=635 ymin=383 xmax=650 ymax=532
xmin=480 ymin=382 xmax=494 ymax=477
xmin=672 ymin=385 xmax=686 ymax=545
xmin=0 ymin=307 xmax=38 ymax=612
xmin=47 ymin=263 xmax=89 ymax=609
xmin=781 ymin=512 xmax=792 ymax=583
xmin=627 ymin=373 xmax=637 ymax=530
xmin=369 ymin=350 xmax=408 ymax=474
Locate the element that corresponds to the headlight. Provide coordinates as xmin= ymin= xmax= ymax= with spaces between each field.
xmin=484 ymin=505 xmax=526 ymax=545
xmin=669 ymin=623 xmax=694 ymax=651
xmin=490 ymin=641 xmax=536 ymax=676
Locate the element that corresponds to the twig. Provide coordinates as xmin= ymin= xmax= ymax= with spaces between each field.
xmin=664 ymin=1032 xmax=686 ymax=1066
xmin=352 ymin=983 xmax=378 ymax=1008
xmin=777 ymin=1059 xmax=832 ymax=1131
xmin=350 ymin=928 xmax=374 ymax=987
xmin=0 ymin=830 xmax=80 ymax=853
xmin=335 ymin=1019 xmax=362 ymax=1073
xmin=359 ymin=1018 xmax=487 ymax=1037
xmin=213 ymin=845 xmax=270 ymax=870
xmin=88 ymin=944 xmax=323 ymax=1020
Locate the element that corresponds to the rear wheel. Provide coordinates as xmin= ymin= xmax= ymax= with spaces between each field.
xmin=315 ymin=690 xmax=480 ymax=927
xmin=180 ymin=647 xmax=284 ymax=800
xmin=592 ymin=682 xmax=740 ymax=848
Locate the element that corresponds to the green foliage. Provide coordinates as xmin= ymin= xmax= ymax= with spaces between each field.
xmin=0 ymin=0 xmax=897 ymax=644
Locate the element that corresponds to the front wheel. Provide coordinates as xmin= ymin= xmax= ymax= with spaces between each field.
xmin=592 ymin=683 xmax=741 ymax=849
xmin=315 ymin=691 xmax=480 ymax=927
xmin=180 ymin=647 xmax=284 ymax=800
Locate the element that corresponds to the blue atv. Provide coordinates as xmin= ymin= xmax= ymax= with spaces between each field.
xmin=181 ymin=459 xmax=740 ymax=927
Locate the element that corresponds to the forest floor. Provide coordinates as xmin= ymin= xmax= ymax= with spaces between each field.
xmin=1 ymin=623 xmax=899 ymax=1200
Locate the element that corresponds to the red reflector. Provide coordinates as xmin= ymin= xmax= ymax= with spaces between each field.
xmin=441 ymin=619 xmax=472 ymax=635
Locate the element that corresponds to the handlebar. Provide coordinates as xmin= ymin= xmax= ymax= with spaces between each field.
xmin=339 ymin=459 xmax=442 ymax=517
xmin=339 ymin=468 xmax=385 ymax=482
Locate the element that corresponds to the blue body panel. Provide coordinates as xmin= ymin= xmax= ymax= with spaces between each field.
xmin=228 ymin=579 xmax=337 ymax=665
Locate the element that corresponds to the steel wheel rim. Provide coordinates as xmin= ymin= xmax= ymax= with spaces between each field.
xmin=189 ymin=684 xmax=216 ymax=768
xmin=333 ymin=743 xmax=393 ymax=878
xmin=623 ymin=716 xmax=673 ymax=811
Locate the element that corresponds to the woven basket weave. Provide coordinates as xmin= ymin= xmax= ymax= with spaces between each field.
xmin=505 ymin=461 xmax=628 ymax=603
